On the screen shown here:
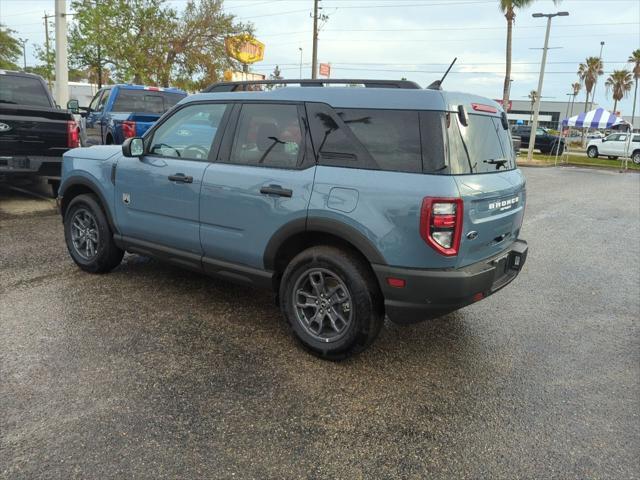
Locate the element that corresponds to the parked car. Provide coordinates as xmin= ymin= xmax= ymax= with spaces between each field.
xmin=587 ymin=131 xmax=605 ymax=139
xmin=57 ymin=79 xmax=528 ymax=359
xmin=512 ymin=134 xmax=522 ymax=154
xmin=0 ymin=70 xmax=80 ymax=194
xmin=511 ymin=125 xmax=565 ymax=154
xmin=587 ymin=133 xmax=640 ymax=163
xmin=68 ymin=84 xmax=187 ymax=146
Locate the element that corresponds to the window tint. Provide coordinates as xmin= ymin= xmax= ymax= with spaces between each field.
xmin=0 ymin=74 xmax=52 ymax=108
xmin=112 ymin=89 xmax=185 ymax=114
xmin=229 ymin=104 xmax=303 ymax=168
xmin=333 ymin=109 xmax=422 ymax=173
xmin=633 ymin=135 xmax=640 ymax=143
xmin=447 ymin=113 xmax=516 ymax=174
xmin=420 ymin=111 xmax=447 ymax=173
xmin=149 ymin=103 xmax=227 ymax=160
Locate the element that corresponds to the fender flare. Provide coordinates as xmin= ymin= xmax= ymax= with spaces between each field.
xmin=59 ymin=175 xmax=119 ymax=233
xmin=263 ymin=217 xmax=386 ymax=271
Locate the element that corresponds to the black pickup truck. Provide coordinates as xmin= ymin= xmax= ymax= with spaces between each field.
xmin=511 ymin=125 xmax=565 ymax=155
xmin=0 ymin=70 xmax=80 ymax=194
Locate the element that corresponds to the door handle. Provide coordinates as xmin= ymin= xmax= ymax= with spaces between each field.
xmin=260 ymin=185 xmax=293 ymax=198
xmin=168 ymin=173 xmax=193 ymax=184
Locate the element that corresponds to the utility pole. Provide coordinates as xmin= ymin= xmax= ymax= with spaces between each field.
xmin=43 ymin=13 xmax=53 ymax=90
xmin=526 ymin=11 xmax=569 ymax=162
xmin=590 ymin=41 xmax=605 ymax=111
xmin=299 ymin=47 xmax=303 ymax=79
xmin=19 ymin=39 xmax=28 ymax=71
xmin=311 ymin=0 xmax=319 ymax=79
xmin=54 ymin=0 xmax=69 ymax=107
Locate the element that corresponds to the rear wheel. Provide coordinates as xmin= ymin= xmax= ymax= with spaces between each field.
xmin=551 ymin=142 xmax=564 ymax=155
xmin=632 ymin=151 xmax=640 ymax=165
xmin=587 ymin=146 xmax=598 ymax=158
xmin=279 ymin=246 xmax=383 ymax=360
xmin=64 ymin=194 xmax=123 ymax=273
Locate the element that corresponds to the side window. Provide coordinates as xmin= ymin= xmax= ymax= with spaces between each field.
xmin=335 ymin=108 xmax=422 ymax=173
xmin=97 ymin=89 xmax=111 ymax=112
xmin=88 ymin=90 xmax=103 ymax=111
xmin=605 ymin=134 xmax=618 ymax=141
xmin=633 ymin=135 xmax=640 ymax=143
xmin=618 ymin=134 xmax=627 ymax=141
xmin=149 ymin=103 xmax=228 ymax=161
xmin=229 ymin=103 xmax=303 ymax=168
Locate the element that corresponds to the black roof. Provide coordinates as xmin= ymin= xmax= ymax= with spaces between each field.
xmin=204 ymin=78 xmax=422 ymax=93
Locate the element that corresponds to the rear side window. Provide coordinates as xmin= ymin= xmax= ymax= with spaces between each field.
xmin=334 ymin=109 xmax=422 ymax=173
xmin=0 ymin=74 xmax=52 ymax=108
xmin=229 ymin=103 xmax=303 ymax=169
xmin=112 ymin=89 xmax=185 ymax=114
xmin=447 ymin=113 xmax=516 ymax=174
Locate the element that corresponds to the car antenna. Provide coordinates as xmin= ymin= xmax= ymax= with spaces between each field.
xmin=427 ymin=57 xmax=457 ymax=90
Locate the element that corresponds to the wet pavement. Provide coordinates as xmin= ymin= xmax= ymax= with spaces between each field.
xmin=1 ymin=167 xmax=639 ymax=479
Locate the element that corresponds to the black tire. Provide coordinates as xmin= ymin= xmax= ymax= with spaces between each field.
xmin=49 ymin=180 xmax=60 ymax=198
xmin=552 ymin=142 xmax=564 ymax=155
xmin=587 ymin=146 xmax=598 ymax=158
xmin=64 ymin=194 xmax=123 ymax=273
xmin=633 ymin=151 xmax=640 ymax=165
xmin=279 ymin=246 xmax=383 ymax=360
xmin=607 ymin=156 xmax=619 ymax=160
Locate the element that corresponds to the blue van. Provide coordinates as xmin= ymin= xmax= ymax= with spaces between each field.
xmin=57 ymin=79 xmax=527 ymax=359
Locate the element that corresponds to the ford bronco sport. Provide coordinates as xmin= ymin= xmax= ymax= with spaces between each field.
xmin=58 ymin=79 xmax=528 ymax=359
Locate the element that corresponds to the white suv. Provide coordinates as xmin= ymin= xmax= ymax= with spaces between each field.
xmin=587 ymin=133 xmax=640 ymax=163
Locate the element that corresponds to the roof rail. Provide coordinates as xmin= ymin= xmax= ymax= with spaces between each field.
xmin=203 ymin=78 xmax=422 ymax=92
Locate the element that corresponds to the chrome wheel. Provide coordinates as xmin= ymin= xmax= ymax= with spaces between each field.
xmin=70 ymin=208 xmax=99 ymax=260
xmin=292 ymin=268 xmax=353 ymax=343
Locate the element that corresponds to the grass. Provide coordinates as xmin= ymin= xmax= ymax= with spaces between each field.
xmin=519 ymin=152 xmax=640 ymax=171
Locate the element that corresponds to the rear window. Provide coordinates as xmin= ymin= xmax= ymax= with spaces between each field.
xmin=0 ymin=74 xmax=52 ymax=108
xmin=111 ymin=89 xmax=185 ymax=114
xmin=447 ymin=113 xmax=516 ymax=174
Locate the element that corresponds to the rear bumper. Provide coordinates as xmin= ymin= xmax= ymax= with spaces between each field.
xmin=373 ymin=240 xmax=528 ymax=324
xmin=0 ymin=155 xmax=62 ymax=178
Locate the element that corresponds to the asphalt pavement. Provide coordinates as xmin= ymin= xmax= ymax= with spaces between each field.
xmin=1 ymin=167 xmax=639 ymax=479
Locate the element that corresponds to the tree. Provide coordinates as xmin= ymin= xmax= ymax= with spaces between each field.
xmin=528 ymin=89 xmax=537 ymax=122
xmin=605 ymin=70 xmax=633 ymax=114
xmin=0 ymin=24 xmax=21 ymax=70
xmin=499 ymin=0 xmax=560 ymax=111
xmin=629 ymin=49 xmax=640 ymax=126
xmin=569 ymin=81 xmax=581 ymax=117
xmin=578 ymin=56 xmax=604 ymax=112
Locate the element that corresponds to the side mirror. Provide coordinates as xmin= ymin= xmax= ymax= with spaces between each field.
xmin=67 ymin=99 xmax=80 ymax=114
xmin=122 ymin=137 xmax=144 ymax=157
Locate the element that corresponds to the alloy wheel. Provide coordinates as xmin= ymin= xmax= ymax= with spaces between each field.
xmin=70 ymin=208 xmax=99 ymax=260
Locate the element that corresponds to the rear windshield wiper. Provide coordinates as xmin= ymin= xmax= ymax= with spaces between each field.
xmin=483 ymin=158 xmax=508 ymax=170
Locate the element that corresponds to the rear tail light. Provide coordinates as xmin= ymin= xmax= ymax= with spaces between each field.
xmin=67 ymin=120 xmax=79 ymax=148
xmin=122 ymin=121 xmax=137 ymax=139
xmin=420 ymin=197 xmax=463 ymax=256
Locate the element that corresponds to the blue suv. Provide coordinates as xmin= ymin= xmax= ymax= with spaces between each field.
xmin=57 ymin=79 xmax=528 ymax=359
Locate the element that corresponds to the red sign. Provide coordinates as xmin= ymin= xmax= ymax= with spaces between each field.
xmin=319 ymin=63 xmax=331 ymax=77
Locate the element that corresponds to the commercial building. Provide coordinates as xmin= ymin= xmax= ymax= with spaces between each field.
xmin=506 ymin=99 xmax=596 ymax=129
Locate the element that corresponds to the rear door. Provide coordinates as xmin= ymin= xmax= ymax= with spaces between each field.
xmin=446 ymin=109 xmax=526 ymax=268
xmin=199 ymin=102 xmax=315 ymax=270
xmin=85 ymin=88 xmax=109 ymax=145
xmin=114 ymin=102 xmax=229 ymax=256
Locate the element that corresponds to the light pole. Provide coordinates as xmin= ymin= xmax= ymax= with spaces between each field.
xmin=299 ymin=47 xmax=303 ymax=79
xmin=19 ymin=38 xmax=27 ymax=71
xmin=590 ymin=41 xmax=605 ymax=110
xmin=526 ymin=11 xmax=569 ymax=162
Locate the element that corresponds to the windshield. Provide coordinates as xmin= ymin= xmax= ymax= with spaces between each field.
xmin=447 ymin=113 xmax=516 ymax=174
xmin=0 ymin=74 xmax=52 ymax=108
xmin=111 ymin=89 xmax=185 ymax=114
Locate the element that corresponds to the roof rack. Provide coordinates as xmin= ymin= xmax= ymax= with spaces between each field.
xmin=203 ymin=78 xmax=422 ymax=92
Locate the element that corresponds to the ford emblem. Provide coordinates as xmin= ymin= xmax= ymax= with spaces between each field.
xmin=466 ymin=231 xmax=478 ymax=240
xmin=0 ymin=122 xmax=11 ymax=132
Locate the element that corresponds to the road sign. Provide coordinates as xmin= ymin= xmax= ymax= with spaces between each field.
xmin=319 ymin=63 xmax=331 ymax=77
xmin=225 ymin=35 xmax=265 ymax=65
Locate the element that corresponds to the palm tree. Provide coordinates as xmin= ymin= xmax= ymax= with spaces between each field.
xmin=500 ymin=0 xmax=560 ymax=111
xmin=578 ymin=56 xmax=604 ymax=112
xmin=528 ymin=90 xmax=537 ymax=122
xmin=570 ymin=81 xmax=581 ymax=117
xmin=605 ymin=70 xmax=633 ymax=114
xmin=628 ymin=49 xmax=640 ymax=126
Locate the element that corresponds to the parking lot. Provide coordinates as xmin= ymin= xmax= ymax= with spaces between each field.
xmin=1 ymin=167 xmax=639 ymax=479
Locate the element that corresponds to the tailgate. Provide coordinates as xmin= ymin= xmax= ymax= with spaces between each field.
xmin=129 ymin=113 xmax=160 ymax=137
xmin=454 ymin=169 xmax=526 ymax=268
xmin=0 ymin=105 xmax=70 ymax=157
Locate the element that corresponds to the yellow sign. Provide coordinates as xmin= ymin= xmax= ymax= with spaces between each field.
xmin=225 ymin=35 xmax=265 ymax=65
xmin=223 ymin=71 xmax=266 ymax=82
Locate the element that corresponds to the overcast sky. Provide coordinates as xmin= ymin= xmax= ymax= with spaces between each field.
xmin=1 ymin=0 xmax=639 ymax=114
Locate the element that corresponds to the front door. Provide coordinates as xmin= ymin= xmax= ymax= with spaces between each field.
xmin=200 ymin=102 xmax=316 ymax=271
xmin=85 ymin=88 xmax=109 ymax=146
xmin=114 ymin=102 xmax=230 ymax=257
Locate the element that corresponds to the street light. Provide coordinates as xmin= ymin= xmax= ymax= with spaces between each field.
xmin=526 ymin=11 xmax=569 ymax=162
xmin=298 ymin=47 xmax=303 ymax=79
xmin=19 ymin=38 xmax=28 ymax=71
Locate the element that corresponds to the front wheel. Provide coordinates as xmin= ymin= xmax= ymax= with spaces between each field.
xmin=587 ymin=146 xmax=598 ymax=158
xmin=279 ymin=246 xmax=383 ymax=360
xmin=64 ymin=194 xmax=124 ymax=273
xmin=632 ymin=151 xmax=640 ymax=165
